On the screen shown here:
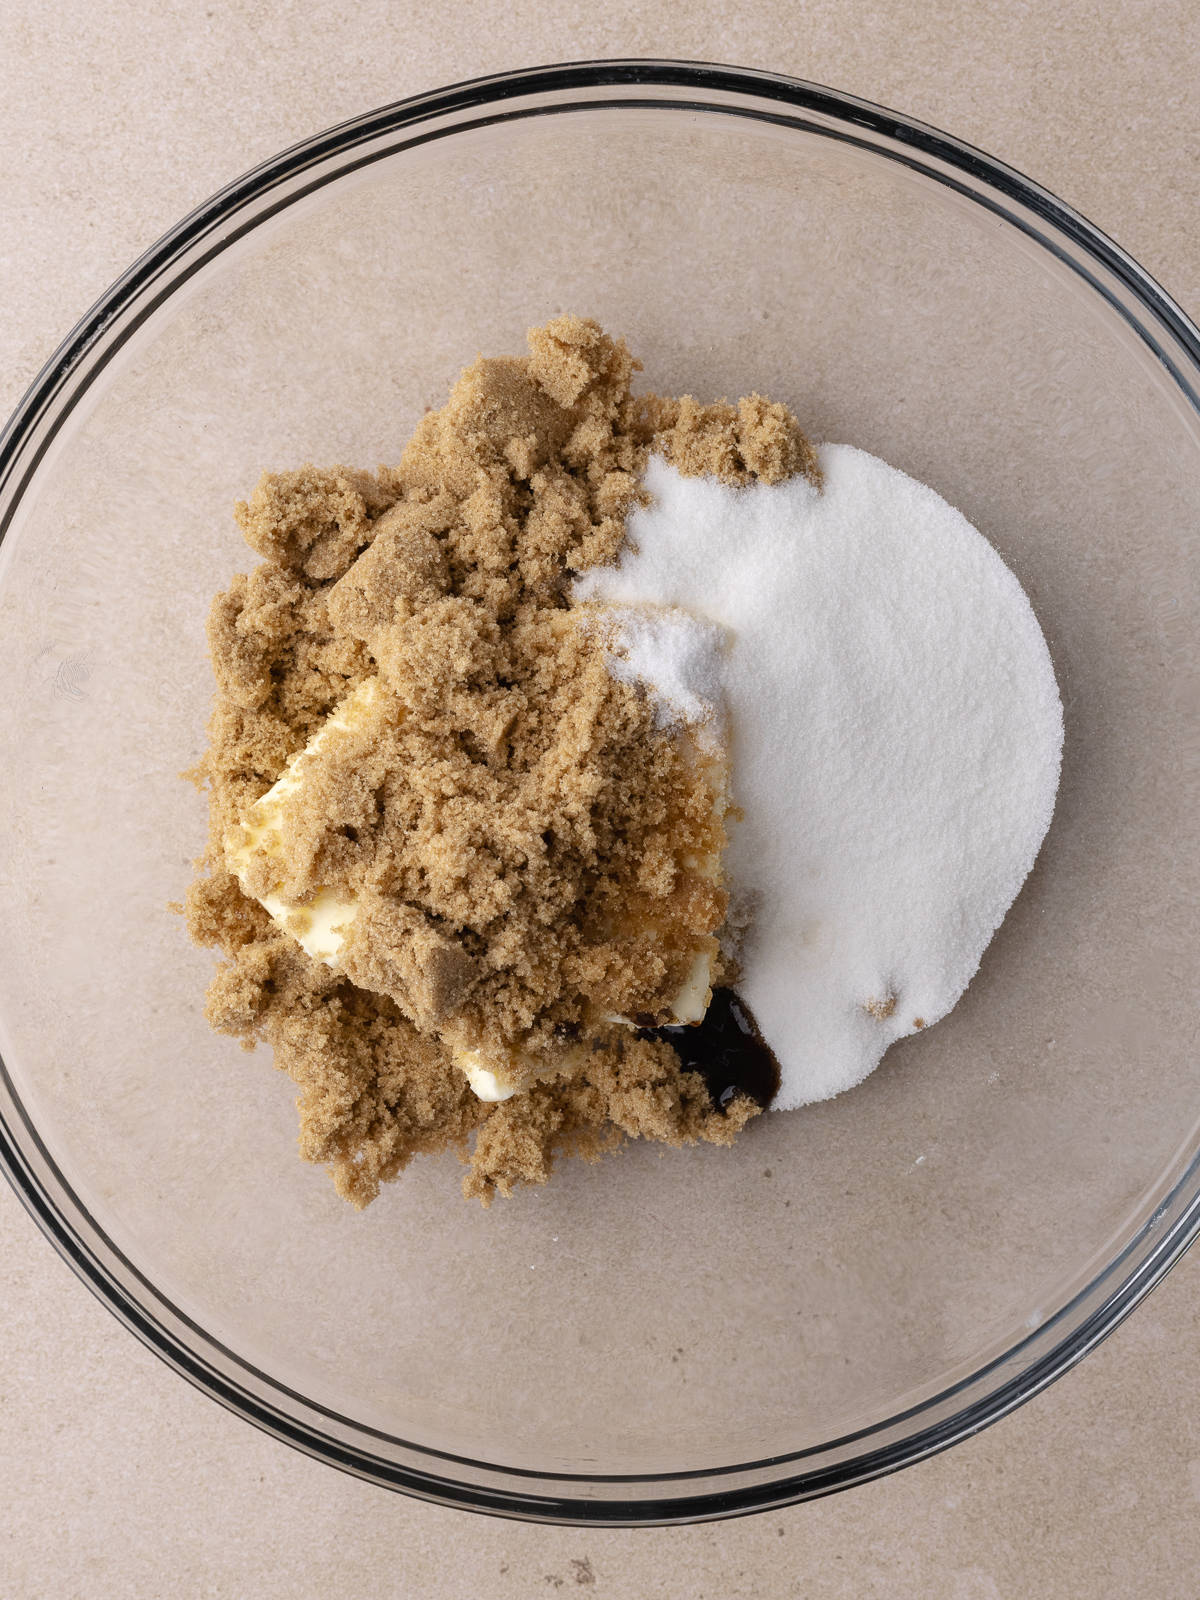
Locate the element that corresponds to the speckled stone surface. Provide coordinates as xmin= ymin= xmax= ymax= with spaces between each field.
xmin=2 ymin=4 xmax=1200 ymax=1596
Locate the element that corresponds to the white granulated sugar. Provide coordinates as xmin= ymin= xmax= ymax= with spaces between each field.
xmin=584 ymin=605 xmax=728 ymax=746
xmin=573 ymin=446 xmax=1063 ymax=1109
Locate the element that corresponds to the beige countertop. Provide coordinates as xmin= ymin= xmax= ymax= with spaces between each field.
xmin=3 ymin=3 xmax=1199 ymax=1595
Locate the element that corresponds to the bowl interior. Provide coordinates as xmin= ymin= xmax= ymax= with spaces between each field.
xmin=2 ymin=87 xmax=1199 ymax=1488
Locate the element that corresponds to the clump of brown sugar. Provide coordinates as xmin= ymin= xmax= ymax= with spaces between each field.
xmin=186 ymin=316 xmax=818 ymax=1206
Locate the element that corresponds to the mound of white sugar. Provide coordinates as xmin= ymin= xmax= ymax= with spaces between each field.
xmin=573 ymin=445 xmax=1064 ymax=1109
xmin=585 ymin=605 xmax=729 ymax=745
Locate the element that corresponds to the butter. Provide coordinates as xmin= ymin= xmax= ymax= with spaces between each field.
xmin=225 ymin=678 xmax=380 ymax=966
xmin=451 ymin=1042 xmax=588 ymax=1103
xmin=226 ymin=675 xmax=726 ymax=1103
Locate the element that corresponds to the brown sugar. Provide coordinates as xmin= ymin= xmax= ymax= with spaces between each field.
xmin=186 ymin=316 xmax=818 ymax=1206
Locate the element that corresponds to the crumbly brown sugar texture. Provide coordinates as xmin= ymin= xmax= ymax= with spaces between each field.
xmin=186 ymin=316 xmax=819 ymax=1206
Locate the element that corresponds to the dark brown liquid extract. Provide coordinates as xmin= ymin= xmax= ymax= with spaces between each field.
xmin=641 ymin=987 xmax=781 ymax=1112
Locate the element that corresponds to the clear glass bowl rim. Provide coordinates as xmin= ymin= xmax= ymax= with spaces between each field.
xmin=2 ymin=57 xmax=1198 ymax=1526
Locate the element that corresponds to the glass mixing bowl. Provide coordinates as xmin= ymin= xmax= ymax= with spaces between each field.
xmin=2 ymin=61 xmax=1199 ymax=1526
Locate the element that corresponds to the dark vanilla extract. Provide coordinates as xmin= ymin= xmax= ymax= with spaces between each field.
xmin=644 ymin=987 xmax=780 ymax=1112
